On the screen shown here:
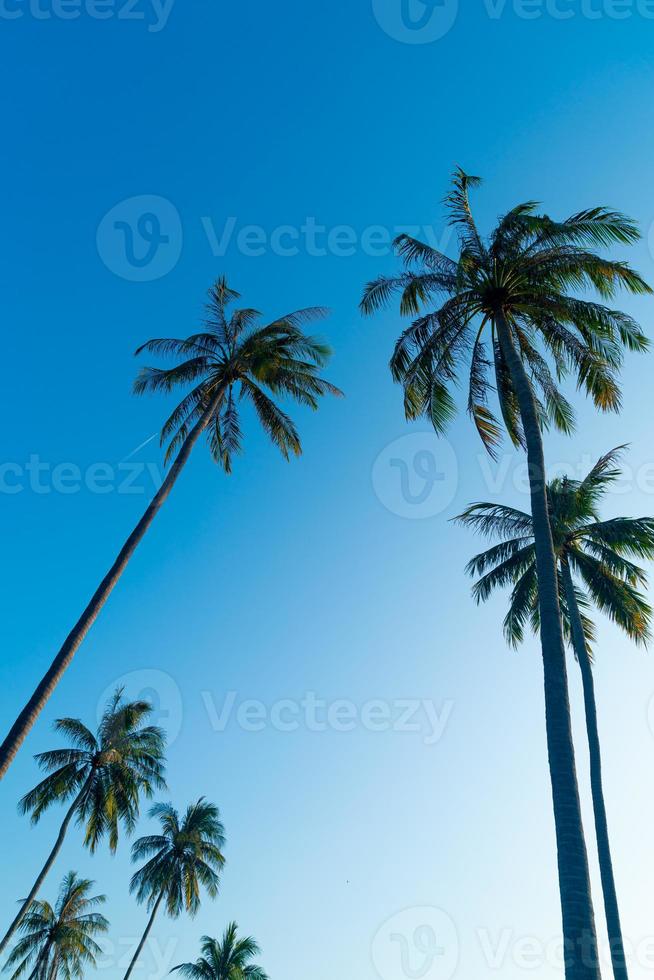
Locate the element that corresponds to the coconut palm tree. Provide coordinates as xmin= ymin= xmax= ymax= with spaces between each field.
xmin=456 ymin=447 xmax=654 ymax=980
xmin=3 ymin=871 xmax=108 ymax=980
xmin=172 ymin=924 xmax=268 ymax=980
xmin=361 ymin=169 xmax=651 ymax=979
xmin=0 ymin=688 xmax=165 ymax=956
xmin=122 ymin=798 xmax=226 ymax=980
xmin=0 ymin=277 xmax=341 ymax=780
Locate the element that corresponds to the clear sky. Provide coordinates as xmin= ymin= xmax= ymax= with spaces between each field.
xmin=2 ymin=3 xmax=654 ymax=980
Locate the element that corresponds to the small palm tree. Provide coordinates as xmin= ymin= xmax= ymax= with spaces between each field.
xmin=172 ymin=924 xmax=268 ymax=980
xmin=0 ymin=689 xmax=165 ymax=955
xmin=3 ymin=871 xmax=108 ymax=980
xmin=123 ymin=798 xmax=226 ymax=980
xmin=0 ymin=277 xmax=342 ymax=779
xmin=361 ymin=169 xmax=650 ymax=978
xmin=456 ymin=447 xmax=654 ymax=980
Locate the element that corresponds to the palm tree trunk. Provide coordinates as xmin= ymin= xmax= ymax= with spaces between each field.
xmin=26 ymin=943 xmax=52 ymax=980
xmin=0 ymin=388 xmax=226 ymax=781
xmin=561 ymin=558 xmax=628 ymax=980
xmin=496 ymin=313 xmax=600 ymax=980
xmin=46 ymin=952 xmax=59 ymax=980
xmin=0 ymin=772 xmax=94 ymax=955
xmin=122 ymin=890 xmax=164 ymax=980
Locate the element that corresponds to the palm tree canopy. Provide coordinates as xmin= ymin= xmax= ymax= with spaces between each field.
xmin=19 ymin=688 xmax=166 ymax=852
xmin=4 ymin=872 xmax=108 ymax=980
xmin=134 ymin=276 xmax=343 ymax=473
xmin=361 ymin=169 xmax=650 ymax=457
xmin=456 ymin=447 xmax=654 ymax=648
xmin=172 ymin=923 xmax=268 ymax=980
xmin=130 ymin=798 xmax=225 ymax=918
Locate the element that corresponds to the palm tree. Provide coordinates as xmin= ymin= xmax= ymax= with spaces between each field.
xmin=0 ymin=277 xmax=341 ymax=779
xmin=0 ymin=688 xmax=165 ymax=956
xmin=456 ymin=447 xmax=654 ymax=980
xmin=122 ymin=798 xmax=226 ymax=980
xmin=360 ymin=169 xmax=650 ymax=979
xmin=172 ymin=924 xmax=268 ymax=980
xmin=3 ymin=871 xmax=108 ymax=980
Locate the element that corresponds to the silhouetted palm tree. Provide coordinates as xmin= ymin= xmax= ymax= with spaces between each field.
xmin=0 ymin=689 xmax=165 ymax=955
xmin=457 ymin=447 xmax=654 ymax=980
xmin=172 ymin=923 xmax=268 ymax=980
xmin=0 ymin=277 xmax=341 ymax=779
xmin=3 ymin=872 xmax=108 ymax=980
xmin=361 ymin=169 xmax=650 ymax=979
xmin=123 ymin=798 xmax=226 ymax=980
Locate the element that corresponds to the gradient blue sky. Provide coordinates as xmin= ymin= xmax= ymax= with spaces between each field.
xmin=3 ymin=3 xmax=654 ymax=979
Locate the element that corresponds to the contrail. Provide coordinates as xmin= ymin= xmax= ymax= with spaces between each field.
xmin=120 ymin=432 xmax=159 ymax=463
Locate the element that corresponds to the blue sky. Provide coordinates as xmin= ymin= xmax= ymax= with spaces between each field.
xmin=3 ymin=2 xmax=654 ymax=979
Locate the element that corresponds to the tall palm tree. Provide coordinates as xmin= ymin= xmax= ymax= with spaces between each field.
xmin=0 ymin=688 xmax=165 ymax=956
xmin=3 ymin=871 xmax=108 ymax=980
xmin=361 ymin=169 xmax=650 ymax=979
xmin=122 ymin=798 xmax=226 ymax=980
xmin=0 ymin=277 xmax=341 ymax=779
xmin=172 ymin=924 xmax=268 ymax=980
xmin=456 ymin=447 xmax=654 ymax=980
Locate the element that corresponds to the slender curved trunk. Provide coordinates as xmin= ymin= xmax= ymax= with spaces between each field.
xmin=0 ymin=387 xmax=226 ymax=781
xmin=46 ymin=952 xmax=59 ymax=980
xmin=561 ymin=559 xmax=628 ymax=980
xmin=496 ymin=313 xmax=600 ymax=980
xmin=0 ymin=772 xmax=94 ymax=955
xmin=26 ymin=943 xmax=51 ymax=980
xmin=122 ymin=889 xmax=165 ymax=980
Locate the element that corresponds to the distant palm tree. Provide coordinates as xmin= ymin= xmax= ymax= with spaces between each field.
xmin=361 ymin=169 xmax=650 ymax=979
xmin=172 ymin=923 xmax=268 ymax=980
xmin=457 ymin=447 xmax=654 ymax=980
xmin=123 ymin=798 xmax=226 ymax=980
xmin=0 ymin=277 xmax=341 ymax=780
xmin=0 ymin=689 xmax=165 ymax=956
xmin=3 ymin=871 xmax=108 ymax=980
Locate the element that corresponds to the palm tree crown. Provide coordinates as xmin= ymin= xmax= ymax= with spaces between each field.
xmin=4 ymin=872 xmax=108 ymax=980
xmin=19 ymin=688 xmax=166 ymax=852
xmin=134 ymin=276 xmax=343 ymax=473
xmin=361 ymin=168 xmax=650 ymax=455
xmin=172 ymin=923 xmax=268 ymax=980
xmin=130 ymin=798 xmax=226 ymax=917
xmin=457 ymin=446 xmax=654 ymax=646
